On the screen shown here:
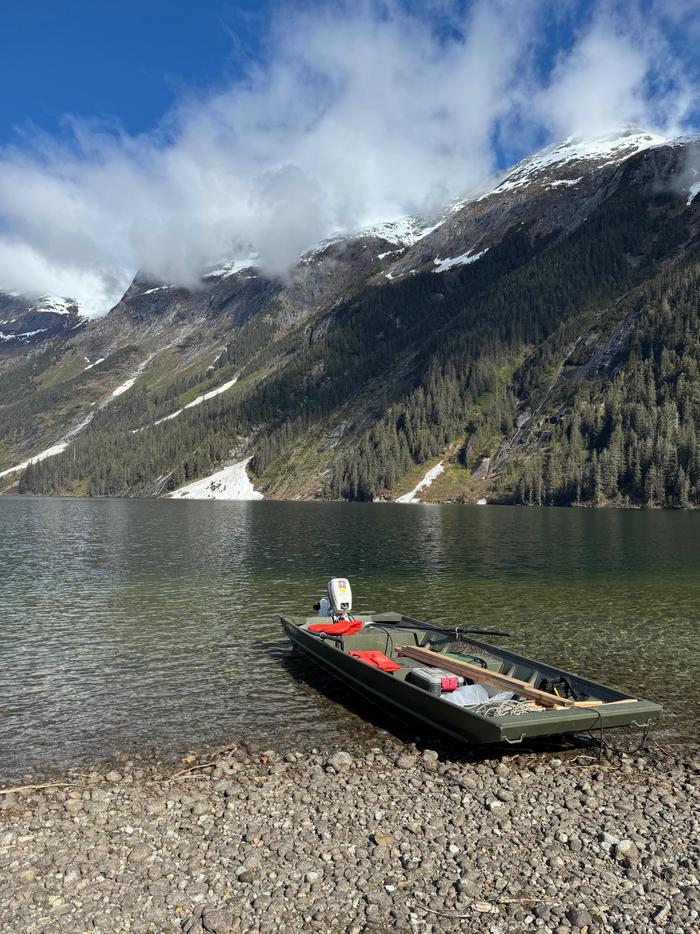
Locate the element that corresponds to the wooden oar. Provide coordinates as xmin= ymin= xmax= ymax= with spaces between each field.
xmin=396 ymin=646 xmax=636 ymax=709
xmin=399 ymin=615 xmax=511 ymax=638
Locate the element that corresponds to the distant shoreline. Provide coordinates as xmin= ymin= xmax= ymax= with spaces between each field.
xmin=1 ymin=490 xmax=698 ymax=510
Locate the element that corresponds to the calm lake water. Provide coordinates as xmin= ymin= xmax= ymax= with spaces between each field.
xmin=1 ymin=498 xmax=698 ymax=781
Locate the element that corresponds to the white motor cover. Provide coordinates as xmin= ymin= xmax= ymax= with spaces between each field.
xmin=327 ymin=577 xmax=352 ymax=617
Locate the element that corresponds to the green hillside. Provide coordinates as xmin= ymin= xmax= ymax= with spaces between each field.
xmin=14 ymin=174 xmax=700 ymax=507
xmin=3 ymin=140 xmax=700 ymax=509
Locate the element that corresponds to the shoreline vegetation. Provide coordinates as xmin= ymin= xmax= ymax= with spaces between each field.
xmin=1 ymin=736 xmax=697 ymax=933
xmin=2 ymin=488 xmax=699 ymax=510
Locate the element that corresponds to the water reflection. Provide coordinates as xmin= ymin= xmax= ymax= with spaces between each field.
xmin=0 ymin=497 xmax=698 ymax=780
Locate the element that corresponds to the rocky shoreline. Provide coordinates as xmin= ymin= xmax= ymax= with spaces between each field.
xmin=1 ymin=738 xmax=697 ymax=934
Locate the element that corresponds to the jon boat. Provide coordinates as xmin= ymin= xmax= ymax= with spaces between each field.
xmin=280 ymin=579 xmax=663 ymax=746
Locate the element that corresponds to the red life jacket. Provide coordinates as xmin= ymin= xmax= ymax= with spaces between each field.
xmin=308 ymin=619 xmax=364 ymax=636
xmin=348 ymin=650 xmax=400 ymax=673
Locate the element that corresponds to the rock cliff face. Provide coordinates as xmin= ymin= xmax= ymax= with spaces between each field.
xmin=2 ymin=127 xmax=700 ymax=505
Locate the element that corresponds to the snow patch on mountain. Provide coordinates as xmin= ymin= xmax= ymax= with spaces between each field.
xmin=149 ymin=377 xmax=239 ymax=428
xmin=109 ymin=353 xmax=157 ymax=399
xmin=112 ymin=377 xmax=136 ymax=397
xmin=181 ymin=375 xmax=238 ymax=409
xmin=0 ymin=441 xmax=69 ymax=479
xmin=688 ymin=181 xmax=700 ymax=206
xmin=548 ymin=177 xmax=583 ymax=188
xmin=141 ymin=285 xmax=174 ymax=295
xmin=203 ymin=257 xmax=259 ymax=279
xmin=84 ymin=357 xmax=105 ymax=371
xmin=395 ymin=461 xmax=445 ymax=503
xmin=30 ymin=295 xmax=80 ymax=315
xmin=0 ymin=328 xmax=48 ymax=341
xmin=482 ymin=127 xmax=668 ymax=200
xmin=0 ymin=413 xmax=94 ymax=481
xmin=168 ymin=457 xmax=263 ymax=501
xmin=207 ymin=350 xmax=225 ymax=371
xmin=433 ymin=249 xmax=488 ymax=273
xmin=356 ymin=217 xmax=443 ymax=246
xmin=1 ymin=350 xmax=159 ymax=481
xmin=304 ymin=215 xmax=445 ymax=263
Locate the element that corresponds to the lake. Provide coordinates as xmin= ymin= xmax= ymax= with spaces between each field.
xmin=1 ymin=498 xmax=698 ymax=782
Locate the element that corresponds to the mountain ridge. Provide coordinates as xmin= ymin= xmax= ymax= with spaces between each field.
xmin=3 ymin=124 xmax=687 ymax=340
xmin=2 ymin=127 xmax=700 ymax=508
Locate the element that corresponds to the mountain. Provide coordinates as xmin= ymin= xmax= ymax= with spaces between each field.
xmin=0 ymin=293 xmax=85 ymax=356
xmin=2 ymin=126 xmax=700 ymax=508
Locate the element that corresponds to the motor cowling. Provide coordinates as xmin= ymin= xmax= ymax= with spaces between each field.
xmin=327 ymin=577 xmax=352 ymax=618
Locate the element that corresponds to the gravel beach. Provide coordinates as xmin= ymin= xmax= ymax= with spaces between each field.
xmin=1 ymin=738 xmax=697 ymax=934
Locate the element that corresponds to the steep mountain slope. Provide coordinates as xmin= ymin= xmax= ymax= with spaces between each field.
xmin=3 ymin=127 xmax=700 ymax=507
xmin=378 ymin=127 xmax=672 ymax=282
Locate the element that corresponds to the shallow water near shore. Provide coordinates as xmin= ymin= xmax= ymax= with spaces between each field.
xmin=1 ymin=497 xmax=698 ymax=782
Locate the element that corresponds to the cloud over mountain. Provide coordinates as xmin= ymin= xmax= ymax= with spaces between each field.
xmin=0 ymin=0 xmax=696 ymax=315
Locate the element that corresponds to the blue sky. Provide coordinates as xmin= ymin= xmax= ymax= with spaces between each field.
xmin=3 ymin=1 xmax=696 ymax=151
xmin=0 ymin=0 xmax=698 ymax=311
xmin=0 ymin=1 xmax=267 ymax=142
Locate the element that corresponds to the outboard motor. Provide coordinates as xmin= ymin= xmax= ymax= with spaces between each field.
xmin=327 ymin=577 xmax=352 ymax=620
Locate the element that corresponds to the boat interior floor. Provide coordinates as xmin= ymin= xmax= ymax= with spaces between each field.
xmin=301 ymin=621 xmax=585 ymax=700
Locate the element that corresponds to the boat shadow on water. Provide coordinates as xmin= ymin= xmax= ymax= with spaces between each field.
xmin=262 ymin=639 xmax=625 ymax=764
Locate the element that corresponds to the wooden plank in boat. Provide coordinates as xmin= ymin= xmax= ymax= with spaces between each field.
xmin=397 ymin=646 xmax=572 ymax=707
xmin=396 ymin=646 xmax=639 ymax=709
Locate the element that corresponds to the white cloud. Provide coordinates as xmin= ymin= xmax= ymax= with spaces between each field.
xmin=535 ymin=6 xmax=696 ymax=139
xmin=0 ymin=0 xmax=696 ymax=315
xmin=536 ymin=26 xmax=648 ymax=137
xmin=0 ymin=239 xmax=131 ymax=315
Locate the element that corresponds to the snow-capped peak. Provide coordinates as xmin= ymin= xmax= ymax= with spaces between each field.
xmin=300 ymin=214 xmax=446 ymax=263
xmin=351 ymin=216 xmax=443 ymax=247
xmin=203 ymin=255 xmax=259 ymax=279
xmin=483 ymin=125 xmax=669 ymax=199
xmin=29 ymin=295 xmax=81 ymax=316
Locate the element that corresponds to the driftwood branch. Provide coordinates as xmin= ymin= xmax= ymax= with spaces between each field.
xmin=169 ymin=742 xmax=240 ymax=780
xmin=171 ymin=761 xmax=219 ymax=779
xmin=408 ymin=890 xmax=561 ymax=920
xmin=0 ymin=782 xmax=69 ymax=796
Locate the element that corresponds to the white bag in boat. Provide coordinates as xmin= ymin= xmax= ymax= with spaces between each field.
xmin=487 ymin=690 xmax=515 ymax=702
xmin=443 ymin=683 xmax=489 ymax=707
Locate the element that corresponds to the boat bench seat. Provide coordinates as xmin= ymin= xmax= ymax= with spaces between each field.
xmin=336 ymin=629 xmax=418 ymax=653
